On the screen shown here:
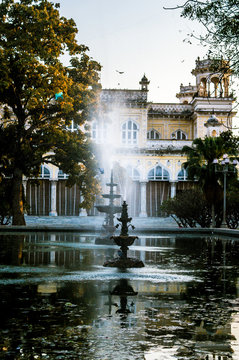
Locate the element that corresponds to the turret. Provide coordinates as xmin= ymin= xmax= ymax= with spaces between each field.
xmin=139 ymin=74 xmax=150 ymax=91
xmin=176 ymin=83 xmax=197 ymax=104
xmin=192 ymin=56 xmax=231 ymax=98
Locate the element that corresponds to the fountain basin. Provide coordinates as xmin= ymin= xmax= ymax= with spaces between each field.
xmin=103 ymin=235 xmax=144 ymax=268
xmin=95 ymin=205 xmax=122 ymax=214
xmin=104 ymin=234 xmax=144 ymax=268
xmin=103 ymin=257 xmax=144 ymax=268
xmin=102 ymin=194 xmax=121 ymax=199
xmin=112 ymin=235 xmax=138 ymax=247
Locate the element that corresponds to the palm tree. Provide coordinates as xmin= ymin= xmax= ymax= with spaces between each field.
xmin=182 ymin=131 xmax=238 ymax=226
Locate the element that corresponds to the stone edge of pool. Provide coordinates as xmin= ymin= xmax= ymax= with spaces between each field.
xmin=0 ymin=224 xmax=238 ymax=238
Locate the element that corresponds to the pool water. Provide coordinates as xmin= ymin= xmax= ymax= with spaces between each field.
xmin=0 ymin=233 xmax=238 ymax=360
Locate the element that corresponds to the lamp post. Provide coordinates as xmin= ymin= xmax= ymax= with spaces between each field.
xmin=213 ymin=155 xmax=238 ymax=228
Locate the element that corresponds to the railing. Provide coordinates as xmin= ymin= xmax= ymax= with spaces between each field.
xmin=146 ymin=139 xmax=192 ymax=150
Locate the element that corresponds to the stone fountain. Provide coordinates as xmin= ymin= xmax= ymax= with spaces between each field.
xmin=103 ymin=201 xmax=144 ymax=268
xmin=95 ymin=170 xmax=122 ymax=244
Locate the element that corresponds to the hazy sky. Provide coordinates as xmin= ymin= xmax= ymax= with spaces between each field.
xmin=57 ymin=0 xmax=207 ymax=103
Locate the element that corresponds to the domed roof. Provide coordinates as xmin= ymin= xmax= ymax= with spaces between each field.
xmin=204 ymin=114 xmax=221 ymax=127
xmin=140 ymin=74 xmax=149 ymax=83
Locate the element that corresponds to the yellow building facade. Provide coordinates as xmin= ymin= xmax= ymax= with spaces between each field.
xmin=91 ymin=57 xmax=235 ymax=217
xmin=25 ymin=57 xmax=236 ymax=217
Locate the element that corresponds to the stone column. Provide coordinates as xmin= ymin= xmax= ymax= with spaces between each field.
xmin=79 ymin=194 xmax=87 ymax=216
xmin=207 ymin=77 xmax=211 ymax=97
xmin=49 ymin=180 xmax=58 ymax=216
xmin=139 ymin=181 xmax=147 ymax=217
xmin=223 ymin=76 xmax=229 ymax=97
xmin=170 ymin=181 xmax=177 ymax=198
xmin=22 ymin=179 xmax=27 ymax=198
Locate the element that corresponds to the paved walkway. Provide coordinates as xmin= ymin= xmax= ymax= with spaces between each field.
xmin=24 ymin=215 xmax=177 ymax=231
xmin=1 ymin=216 xmax=239 ymax=238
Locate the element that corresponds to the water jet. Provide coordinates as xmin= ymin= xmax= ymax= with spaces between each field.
xmin=95 ymin=170 xmax=121 ymax=244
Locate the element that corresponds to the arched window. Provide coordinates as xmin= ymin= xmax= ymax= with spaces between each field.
xmin=211 ymin=129 xmax=217 ymax=137
xmin=40 ymin=165 xmax=50 ymax=179
xmin=148 ymin=165 xmax=169 ymax=181
xmin=177 ymin=168 xmax=188 ymax=181
xmin=58 ymin=169 xmax=69 ymax=179
xmin=147 ymin=129 xmax=161 ymax=140
xmin=126 ymin=165 xmax=140 ymax=180
xmin=122 ymin=120 xmax=139 ymax=145
xmin=198 ymin=77 xmax=207 ymax=97
xmin=171 ymin=129 xmax=187 ymax=140
xmin=91 ymin=121 xmax=108 ymax=142
xmin=211 ymin=76 xmax=220 ymax=97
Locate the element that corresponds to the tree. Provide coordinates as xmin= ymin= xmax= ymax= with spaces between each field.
xmin=173 ymin=0 xmax=239 ymax=77
xmin=0 ymin=0 xmax=101 ymax=225
xmin=182 ymin=131 xmax=239 ymax=226
xmin=0 ymin=180 xmax=13 ymax=225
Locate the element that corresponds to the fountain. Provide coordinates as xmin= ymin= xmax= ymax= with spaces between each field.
xmin=103 ymin=201 xmax=144 ymax=268
xmin=95 ymin=170 xmax=122 ymax=244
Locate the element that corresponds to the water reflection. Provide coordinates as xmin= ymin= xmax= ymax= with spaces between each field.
xmin=0 ymin=233 xmax=238 ymax=359
xmin=110 ymin=279 xmax=138 ymax=316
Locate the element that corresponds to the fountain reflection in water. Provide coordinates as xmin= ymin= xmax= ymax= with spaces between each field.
xmin=110 ymin=279 xmax=138 ymax=316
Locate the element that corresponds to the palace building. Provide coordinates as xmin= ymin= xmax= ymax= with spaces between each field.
xmin=24 ymin=57 xmax=236 ymax=217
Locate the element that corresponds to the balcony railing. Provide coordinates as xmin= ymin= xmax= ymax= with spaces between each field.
xmin=146 ymin=139 xmax=192 ymax=150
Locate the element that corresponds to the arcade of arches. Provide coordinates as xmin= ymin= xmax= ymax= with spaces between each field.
xmin=24 ymin=164 xmax=192 ymax=217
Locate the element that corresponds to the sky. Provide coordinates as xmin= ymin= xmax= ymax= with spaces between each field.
xmin=56 ymin=0 xmax=208 ymax=103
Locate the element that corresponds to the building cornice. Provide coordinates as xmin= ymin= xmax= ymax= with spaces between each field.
xmin=148 ymin=103 xmax=193 ymax=119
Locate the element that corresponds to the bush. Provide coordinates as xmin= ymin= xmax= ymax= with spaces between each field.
xmin=226 ymin=191 xmax=239 ymax=229
xmin=161 ymin=189 xmax=211 ymax=228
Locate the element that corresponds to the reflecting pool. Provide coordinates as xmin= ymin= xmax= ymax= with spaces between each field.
xmin=0 ymin=233 xmax=239 ymax=360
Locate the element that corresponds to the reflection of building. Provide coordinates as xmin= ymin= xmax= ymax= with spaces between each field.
xmin=129 ymin=236 xmax=176 ymax=263
xmin=24 ymin=57 xmax=236 ymax=217
xmin=134 ymin=282 xmax=187 ymax=296
xmin=22 ymin=234 xmax=105 ymax=267
xmin=37 ymin=283 xmax=57 ymax=295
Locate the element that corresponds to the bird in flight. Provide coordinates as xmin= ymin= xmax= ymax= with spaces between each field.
xmin=116 ymin=70 xmax=124 ymax=74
